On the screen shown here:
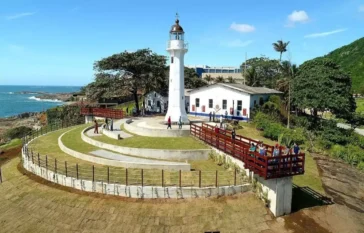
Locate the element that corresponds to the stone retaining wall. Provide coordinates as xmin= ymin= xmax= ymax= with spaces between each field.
xmin=82 ymin=127 xmax=211 ymax=162
xmin=22 ymin=145 xmax=251 ymax=199
xmin=59 ymin=128 xmax=191 ymax=171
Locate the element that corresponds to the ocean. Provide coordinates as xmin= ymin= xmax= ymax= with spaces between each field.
xmin=0 ymin=85 xmax=81 ymax=118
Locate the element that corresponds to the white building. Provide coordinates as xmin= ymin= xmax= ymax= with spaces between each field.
xmin=165 ymin=15 xmax=189 ymax=123
xmin=144 ymin=91 xmax=168 ymax=113
xmin=189 ymin=83 xmax=282 ymax=120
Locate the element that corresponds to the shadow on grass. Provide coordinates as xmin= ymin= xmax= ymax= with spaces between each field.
xmin=292 ymin=184 xmax=334 ymax=212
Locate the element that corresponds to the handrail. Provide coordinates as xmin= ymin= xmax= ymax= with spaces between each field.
xmin=190 ymin=123 xmax=305 ymax=180
xmin=80 ymin=107 xmax=125 ymax=119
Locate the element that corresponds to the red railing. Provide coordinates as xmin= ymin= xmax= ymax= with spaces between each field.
xmin=190 ymin=123 xmax=305 ymax=180
xmin=80 ymin=107 xmax=125 ymax=119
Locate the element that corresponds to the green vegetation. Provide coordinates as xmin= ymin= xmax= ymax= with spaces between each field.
xmin=356 ymin=98 xmax=364 ymax=113
xmin=114 ymin=100 xmax=142 ymax=113
xmin=0 ymin=138 xmax=22 ymax=150
xmin=87 ymin=126 xmax=207 ymax=150
xmin=272 ymin=39 xmax=290 ymax=61
xmin=46 ymin=105 xmax=84 ymax=125
xmin=4 ymin=126 xmax=32 ymax=140
xmin=324 ymin=37 xmax=364 ymax=91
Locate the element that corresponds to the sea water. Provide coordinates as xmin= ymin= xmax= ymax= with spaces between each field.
xmin=0 ymin=85 xmax=81 ymax=118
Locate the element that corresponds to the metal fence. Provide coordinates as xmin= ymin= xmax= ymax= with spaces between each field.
xmin=22 ymin=123 xmax=244 ymax=188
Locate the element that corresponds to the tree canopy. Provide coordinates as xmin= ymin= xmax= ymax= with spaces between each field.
xmin=92 ymin=49 xmax=167 ymax=113
xmin=184 ymin=67 xmax=207 ymax=88
xmin=293 ymin=58 xmax=356 ymax=119
xmin=272 ymin=40 xmax=290 ymax=61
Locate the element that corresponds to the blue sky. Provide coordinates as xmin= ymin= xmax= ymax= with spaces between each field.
xmin=0 ymin=0 xmax=363 ymax=86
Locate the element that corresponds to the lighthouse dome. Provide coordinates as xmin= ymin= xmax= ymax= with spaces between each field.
xmin=170 ymin=19 xmax=184 ymax=33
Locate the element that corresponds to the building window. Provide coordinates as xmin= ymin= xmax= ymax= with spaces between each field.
xmin=195 ymin=98 xmax=200 ymax=107
xmin=148 ymin=100 xmax=151 ymax=106
xmin=254 ymin=100 xmax=257 ymax=106
xmin=222 ymin=100 xmax=227 ymax=110
xmin=259 ymin=97 xmax=264 ymax=106
xmin=209 ymin=99 xmax=213 ymax=108
xmin=171 ymin=57 xmax=174 ymax=63
xmin=237 ymin=100 xmax=242 ymax=111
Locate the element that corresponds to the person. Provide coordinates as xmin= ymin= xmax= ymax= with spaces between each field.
xmin=105 ymin=118 xmax=109 ymax=130
xmin=167 ymin=116 xmax=172 ymax=129
xmin=293 ymin=143 xmax=300 ymax=155
xmin=249 ymin=143 xmax=256 ymax=157
xmin=110 ymin=118 xmax=114 ymax=131
xmin=178 ymin=116 xmax=183 ymax=129
xmin=231 ymin=128 xmax=236 ymax=140
xmin=273 ymin=144 xmax=280 ymax=157
xmin=219 ymin=114 xmax=223 ymax=128
xmin=258 ymin=142 xmax=265 ymax=156
xmin=94 ymin=120 xmax=98 ymax=134
xmin=209 ymin=112 xmax=212 ymax=122
xmin=214 ymin=124 xmax=219 ymax=134
xmin=225 ymin=110 xmax=228 ymax=119
xmin=213 ymin=112 xmax=215 ymax=122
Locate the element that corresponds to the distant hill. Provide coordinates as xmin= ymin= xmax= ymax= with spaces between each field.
xmin=324 ymin=37 xmax=364 ymax=91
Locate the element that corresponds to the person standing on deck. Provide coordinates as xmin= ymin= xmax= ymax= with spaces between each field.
xmin=110 ymin=118 xmax=114 ymax=131
xmin=231 ymin=128 xmax=236 ymax=140
xmin=219 ymin=114 xmax=223 ymax=128
xmin=178 ymin=116 xmax=183 ymax=129
xmin=105 ymin=118 xmax=109 ymax=130
xmin=94 ymin=120 xmax=98 ymax=134
xmin=209 ymin=112 xmax=212 ymax=122
xmin=167 ymin=116 xmax=172 ymax=129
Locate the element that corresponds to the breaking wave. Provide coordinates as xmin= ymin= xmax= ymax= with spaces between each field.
xmin=28 ymin=96 xmax=63 ymax=103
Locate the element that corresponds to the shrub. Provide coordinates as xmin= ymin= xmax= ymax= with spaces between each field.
xmin=5 ymin=126 xmax=32 ymax=140
xmin=254 ymin=112 xmax=272 ymax=130
xmin=321 ymin=120 xmax=353 ymax=148
xmin=284 ymin=127 xmax=306 ymax=145
xmin=262 ymin=123 xmax=285 ymax=141
xmin=357 ymin=162 xmax=364 ymax=171
xmin=330 ymin=145 xmax=347 ymax=160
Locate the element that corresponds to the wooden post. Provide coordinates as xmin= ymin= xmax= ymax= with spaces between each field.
xmin=215 ymin=170 xmax=218 ymax=187
xmin=55 ymin=159 xmax=57 ymax=173
xmin=179 ymin=170 xmax=182 ymax=187
xmin=199 ymin=170 xmax=202 ymax=188
xmin=0 ymin=167 xmax=2 ymax=183
xmin=40 ymin=127 xmax=42 ymax=135
xmin=76 ymin=164 xmax=79 ymax=179
xmin=65 ymin=161 xmax=68 ymax=177
xmin=37 ymin=153 xmax=40 ymax=167
xmin=141 ymin=169 xmax=144 ymax=187
xmin=107 ymin=167 xmax=110 ymax=183
xmin=31 ymin=150 xmax=34 ymax=164
xmin=162 ymin=170 xmax=164 ymax=187
xmin=234 ymin=169 xmax=237 ymax=186
xmin=92 ymin=165 xmax=95 ymax=182
xmin=45 ymin=155 xmax=48 ymax=169
xmin=126 ymin=168 xmax=128 ymax=186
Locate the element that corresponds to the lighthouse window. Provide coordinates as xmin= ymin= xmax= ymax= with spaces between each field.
xmin=171 ymin=57 xmax=174 ymax=63
xmin=195 ymin=98 xmax=200 ymax=107
xmin=209 ymin=99 xmax=213 ymax=108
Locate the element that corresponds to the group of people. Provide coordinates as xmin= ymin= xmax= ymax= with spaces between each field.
xmin=166 ymin=116 xmax=183 ymax=130
xmin=93 ymin=118 xmax=114 ymax=134
xmin=248 ymin=141 xmax=300 ymax=157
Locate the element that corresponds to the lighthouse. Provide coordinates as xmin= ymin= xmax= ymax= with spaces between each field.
xmin=165 ymin=14 xmax=189 ymax=123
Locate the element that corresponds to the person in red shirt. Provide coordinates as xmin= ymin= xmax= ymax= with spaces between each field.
xmin=167 ymin=116 xmax=172 ymax=129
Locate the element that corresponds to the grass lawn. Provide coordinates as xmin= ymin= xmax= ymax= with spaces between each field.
xmin=88 ymin=127 xmax=208 ymax=150
xmin=356 ymin=98 xmax=364 ymax=113
xmin=28 ymin=125 xmax=240 ymax=187
xmin=236 ymin=122 xmax=324 ymax=194
xmin=0 ymin=138 xmax=22 ymax=150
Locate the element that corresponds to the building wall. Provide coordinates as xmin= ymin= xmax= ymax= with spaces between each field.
xmin=189 ymin=86 xmax=252 ymax=120
xmin=144 ymin=91 xmax=168 ymax=113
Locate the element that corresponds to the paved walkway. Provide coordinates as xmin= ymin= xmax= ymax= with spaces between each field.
xmin=90 ymin=149 xmax=188 ymax=165
xmin=337 ymin=123 xmax=364 ymax=136
xmin=104 ymin=119 xmax=133 ymax=139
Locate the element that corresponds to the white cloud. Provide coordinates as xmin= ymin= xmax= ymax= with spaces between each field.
xmin=304 ymin=28 xmax=347 ymax=38
xmin=223 ymin=39 xmax=254 ymax=47
xmin=230 ymin=23 xmax=255 ymax=33
xmin=6 ymin=12 xmax=36 ymax=20
xmin=359 ymin=5 xmax=364 ymax=12
xmin=286 ymin=10 xmax=309 ymax=27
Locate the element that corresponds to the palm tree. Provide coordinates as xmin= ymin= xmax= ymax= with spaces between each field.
xmin=277 ymin=61 xmax=297 ymax=128
xmin=273 ymin=40 xmax=290 ymax=62
xmin=245 ymin=67 xmax=259 ymax=86
xmin=227 ymin=76 xmax=236 ymax=83
xmin=214 ymin=76 xmax=225 ymax=83
xmin=204 ymin=74 xmax=213 ymax=84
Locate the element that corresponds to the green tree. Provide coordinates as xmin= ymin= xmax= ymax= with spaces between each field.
xmin=204 ymin=74 xmax=214 ymax=84
xmin=227 ymin=76 xmax=236 ymax=83
xmin=293 ymin=58 xmax=356 ymax=120
xmin=214 ymin=76 xmax=225 ymax=83
xmin=272 ymin=40 xmax=290 ymax=61
xmin=93 ymin=49 xmax=166 ymax=114
xmin=241 ymin=56 xmax=281 ymax=88
xmin=245 ymin=67 xmax=259 ymax=86
xmin=184 ymin=67 xmax=207 ymax=88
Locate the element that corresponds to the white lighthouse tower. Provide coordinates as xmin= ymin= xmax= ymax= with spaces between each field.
xmin=165 ymin=14 xmax=189 ymax=123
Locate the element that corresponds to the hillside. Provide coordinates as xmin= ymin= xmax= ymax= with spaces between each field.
xmin=325 ymin=37 xmax=364 ymax=91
